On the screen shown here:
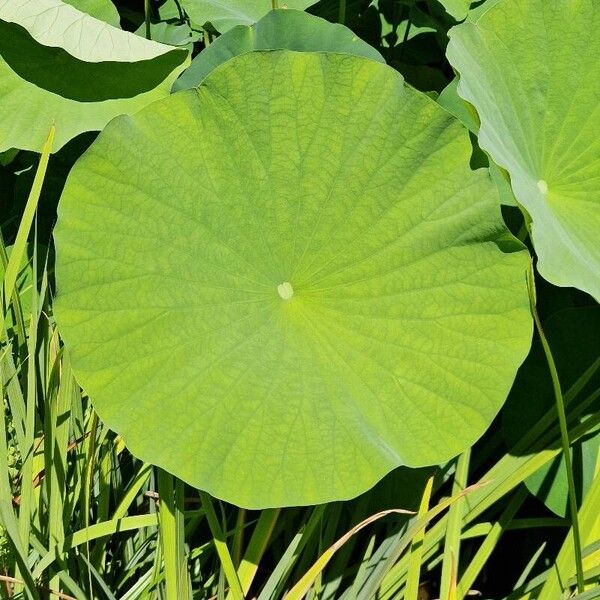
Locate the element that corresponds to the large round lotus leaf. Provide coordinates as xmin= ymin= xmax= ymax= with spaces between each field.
xmin=55 ymin=51 xmax=532 ymax=508
xmin=503 ymin=307 xmax=600 ymax=517
xmin=447 ymin=0 xmax=600 ymax=301
xmin=0 ymin=0 xmax=188 ymax=153
xmin=174 ymin=9 xmax=383 ymax=90
xmin=180 ymin=0 xmax=317 ymax=33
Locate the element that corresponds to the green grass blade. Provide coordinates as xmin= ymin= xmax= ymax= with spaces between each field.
xmin=457 ymin=487 xmax=526 ymax=597
xmin=440 ymin=450 xmax=470 ymax=600
xmin=373 ymin=412 xmax=600 ymax=599
xmin=348 ymin=533 xmax=377 ymax=600
xmin=232 ymin=508 xmax=246 ymax=569
xmin=286 ymin=505 xmax=421 ymax=600
xmin=0 ymin=377 xmax=39 ymax=599
xmin=470 ymin=415 xmax=600 ymax=525
xmin=513 ymin=542 xmax=547 ymax=591
xmin=0 ymin=347 xmax=26 ymax=476
xmin=572 ymin=587 xmax=600 ymax=600
xmin=405 ymin=475 xmax=434 ymax=600
xmin=199 ymin=491 xmax=244 ymax=600
xmin=82 ymin=409 xmax=98 ymax=596
xmin=357 ymin=483 xmax=485 ymax=600
xmin=78 ymin=553 xmax=118 ymax=600
xmin=15 ymin=241 xmax=40 ymax=595
xmin=157 ymin=469 xmax=187 ymax=600
xmin=115 ymin=462 xmax=153 ymax=519
xmin=174 ymin=477 xmax=188 ymax=598
xmin=462 ymin=518 xmax=568 ymax=539
xmin=32 ymin=514 xmax=160 ymax=578
xmin=564 ymin=357 xmax=600 ymax=405
xmin=47 ymin=351 xmax=74 ymax=591
xmin=256 ymin=505 xmax=325 ymax=600
xmin=232 ymin=508 xmax=280 ymax=599
xmin=0 ymin=234 xmax=27 ymax=363
xmin=538 ymin=456 xmax=600 ymax=599
xmin=508 ymin=540 xmax=600 ymax=599
xmin=90 ymin=459 xmax=152 ymax=569
xmin=1 ymin=126 xmax=54 ymax=338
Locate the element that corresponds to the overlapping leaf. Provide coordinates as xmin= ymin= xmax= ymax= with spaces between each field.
xmin=55 ymin=50 xmax=532 ymax=508
xmin=437 ymin=78 xmax=516 ymax=206
xmin=179 ymin=0 xmax=317 ymax=33
xmin=0 ymin=0 xmax=188 ymax=152
xmin=175 ymin=9 xmax=384 ymax=90
xmin=447 ymin=0 xmax=600 ymax=300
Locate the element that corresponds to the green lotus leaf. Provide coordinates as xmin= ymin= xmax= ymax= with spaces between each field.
xmin=55 ymin=51 xmax=532 ymax=508
xmin=438 ymin=78 xmax=516 ymax=207
xmin=437 ymin=78 xmax=478 ymax=134
xmin=63 ymin=0 xmax=120 ymax=25
xmin=447 ymin=0 xmax=600 ymax=301
xmin=503 ymin=307 xmax=600 ymax=517
xmin=180 ymin=0 xmax=317 ymax=33
xmin=134 ymin=21 xmax=200 ymax=49
xmin=0 ymin=0 xmax=189 ymax=153
xmin=174 ymin=9 xmax=383 ymax=91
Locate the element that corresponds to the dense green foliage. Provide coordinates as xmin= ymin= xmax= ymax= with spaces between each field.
xmin=0 ymin=0 xmax=598 ymax=599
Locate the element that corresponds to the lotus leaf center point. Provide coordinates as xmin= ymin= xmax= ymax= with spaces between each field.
xmin=277 ymin=281 xmax=294 ymax=300
xmin=537 ymin=180 xmax=548 ymax=194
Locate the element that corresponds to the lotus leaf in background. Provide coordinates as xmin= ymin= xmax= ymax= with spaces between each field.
xmin=63 ymin=0 xmax=120 ymax=25
xmin=437 ymin=0 xmax=470 ymax=21
xmin=55 ymin=50 xmax=532 ymax=508
xmin=0 ymin=0 xmax=188 ymax=152
xmin=437 ymin=77 xmax=516 ymax=207
xmin=437 ymin=78 xmax=478 ymax=135
xmin=174 ymin=9 xmax=384 ymax=90
xmin=503 ymin=306 xmax=600 ymax=517
xmin=179 ymin=0 xmax=318 ymax=33
xmin=447 ymin=0 xmax=600 ymax=301
xmin=134 ymin=21 xmax=200 ymax=49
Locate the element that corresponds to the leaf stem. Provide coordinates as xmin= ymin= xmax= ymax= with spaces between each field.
xmin=172 ymin=0 xmax=186 ymax=23
xmin=527 ymin=264 xmax=585 ymax=593
xmin=338 ymin=0 xmax=346 ymax=24
xmin=144 ymin=0 xmax=151 ymax=39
